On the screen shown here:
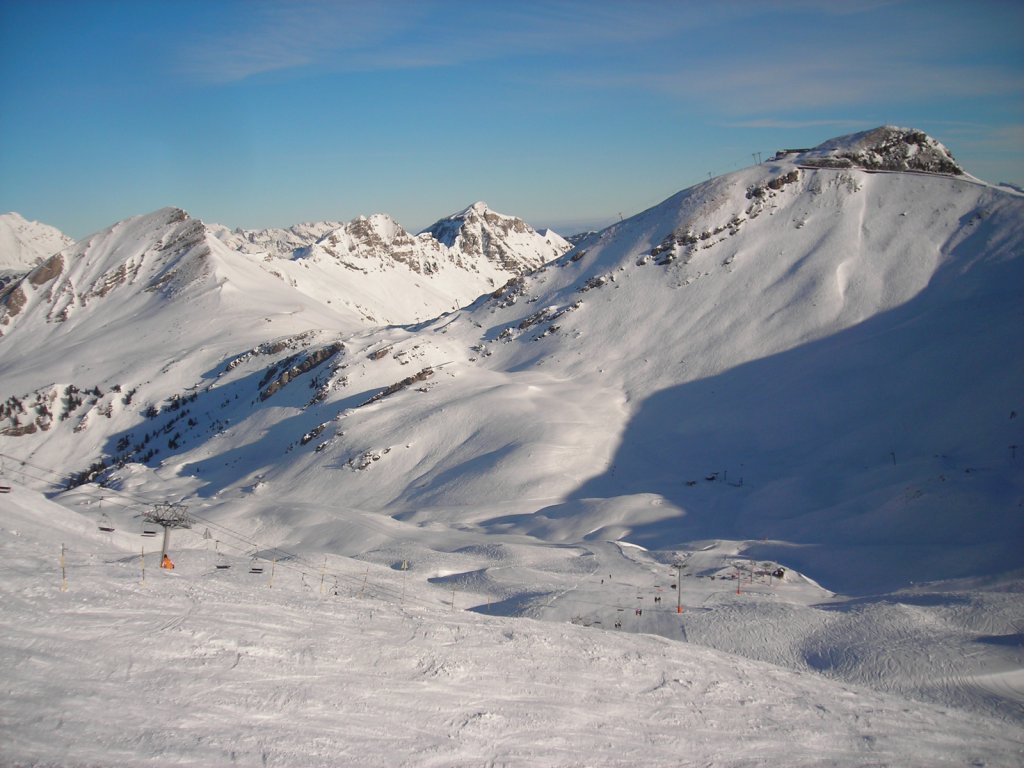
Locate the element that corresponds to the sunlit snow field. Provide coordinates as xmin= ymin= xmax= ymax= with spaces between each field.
xmin=2 ymin=488 xmax=1022 ymax=767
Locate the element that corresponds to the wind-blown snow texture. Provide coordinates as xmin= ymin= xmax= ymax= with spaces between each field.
xmin=1 ymin=127 xmax=1022 ymax=765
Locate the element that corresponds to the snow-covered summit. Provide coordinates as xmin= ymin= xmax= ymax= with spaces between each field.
xmin=205 ymin=204 xmax=572 ymax=324
xmin=0 ymin=211 xmax=75 ymax=277
xmin=207 ymin=219 xmax=343 ymax=260
xmin=295 ymin=212 xmax=441 ymax=271
xmin=798 ymin=125 xmax=964 ymax=175
xmin=0 ymin=206 xmax=354 ymax=389
xmin=1 ymin=207 xmax=208 ymax=331
xmin=265 ymin=205 xmax=568 ymax=323
xmin=208 ymin=203 xmax=572 ymax=279
xmin=420 ymin=200 xmax=571 ymax=271
xmin=0 ymin=198 xmax=574 ymax=348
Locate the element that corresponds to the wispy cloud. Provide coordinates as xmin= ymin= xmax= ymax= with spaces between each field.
xmin=684 ymin=60 xmax=1022 ymax=114
xmin=933 ymin=123 xmax=1024 ymax=152
xmin=176 ymin=1 xmax=709 ymax=84
xmin=178 ymin=1 xmax=432 ymax=83
xmin=175 ymin=0 xmax=1024 ymax=138
xmin=720 ymin=118 xmax=875 ymax=130
xmin=518 ymin=0 xmax=1024 ymax=119
xmin=556 ymin=42 xmax=1023 ymax=118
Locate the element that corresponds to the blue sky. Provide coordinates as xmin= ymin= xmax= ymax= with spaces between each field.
xmin=1 ymin=0 xmax=1021 ymax=239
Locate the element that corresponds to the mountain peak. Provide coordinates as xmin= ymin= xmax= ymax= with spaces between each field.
xmin=427 ymin=201 xmax=493 ymax=235
xmin=423 ymin=202 xmax=527 ymax=239
xmin=0 ymin=212 xmax=75 ymax=276
xmin=419 ymin=203 xmax=570 ymax=270
xmin=799 ymin=125 xmax=963 ymax=175
xmin=309 ymin=212 xmax=409 ymax=256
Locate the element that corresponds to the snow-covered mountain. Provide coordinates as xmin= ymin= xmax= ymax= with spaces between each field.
xmin=420 ymin=200 xmax=571 ymax=273
xmin=259 ymin=204 xmax=570 ymax=324
xmin=0 ymin=200 xmax=569 ymax=384
xmin=0 ymin=211 xmax=74 ymax=279
xmin=0 ymin=200 xmax=569 ymax=340
xmin=207 ymin=202 xmax=570 ymax=324
xmin=207 ymin=219 xmax=344 ymax=260
xmin=0 ymin=207 xmax=351 ymax=395
xmin=0 ymin=200 xmax=570 ymax=472
xmin=2 ymin=127 xmax=1023 ymax=764
xmin=798 ymin=124 xmax=965 ymax=174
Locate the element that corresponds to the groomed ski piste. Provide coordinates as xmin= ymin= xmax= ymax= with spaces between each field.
xmin=2 ymin=128 xmax=1023 ymax=765
xmin=2 ymin=484 xmax=1022 ymax=768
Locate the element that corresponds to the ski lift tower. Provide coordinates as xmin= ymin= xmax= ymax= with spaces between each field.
xmin=143 ymin=502 xmax=192 ymax=563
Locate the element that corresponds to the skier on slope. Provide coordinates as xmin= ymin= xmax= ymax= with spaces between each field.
xmin=161 ymin=554 xmax=174 ymax=570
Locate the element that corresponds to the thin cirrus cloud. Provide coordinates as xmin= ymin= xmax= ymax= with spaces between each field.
xmin=175 ymin=1 xmax=703 ymax=84
xmin=555 ymin=45 xmax=1023 ymax=117
xmin=933 ymin=123 xmax=1024 ymax=154
xmin=171 ymin=0 xmax=1022 ymax=104
xmin=177 ymin=2 xmax=428 ymax=83
xmin=720 ymin=119 xmax=875 ymax=130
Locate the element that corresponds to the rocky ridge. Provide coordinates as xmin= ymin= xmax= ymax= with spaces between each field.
xmin=798 ymin=125 xmax=964 ymax=175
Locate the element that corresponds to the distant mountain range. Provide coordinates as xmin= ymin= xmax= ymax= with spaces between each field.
xmin=1 ymin=201 xmax=569 ymax=332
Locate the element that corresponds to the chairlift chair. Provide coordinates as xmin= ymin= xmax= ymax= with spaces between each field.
xmin=247 ymin=548 xmax=264 ymax=574
xmin=213 ymin=541 xmax=231 ymax=569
